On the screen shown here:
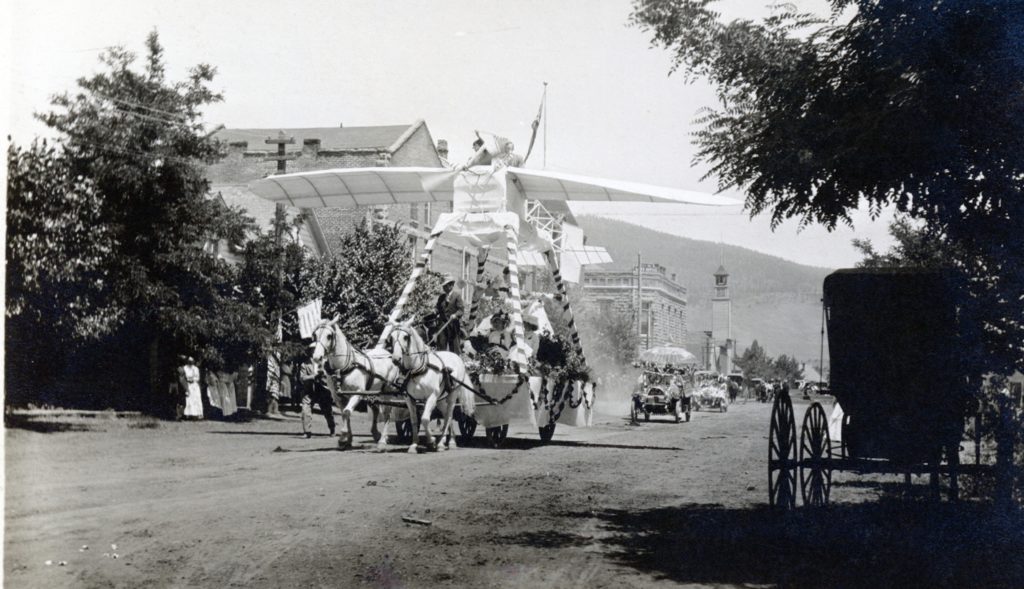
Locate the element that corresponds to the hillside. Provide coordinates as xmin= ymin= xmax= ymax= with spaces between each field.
xmin=577 ymin=216 xmax=835 ymax=365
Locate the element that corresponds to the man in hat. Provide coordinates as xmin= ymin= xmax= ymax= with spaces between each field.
xmin=434 ymin=275 xmax=465 ymax=353
xmin=299 ymin=344 xmax=335 ymax=438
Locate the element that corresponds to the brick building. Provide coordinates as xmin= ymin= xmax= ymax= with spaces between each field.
xmin=581 ymin=263 xmax=688 ymax=350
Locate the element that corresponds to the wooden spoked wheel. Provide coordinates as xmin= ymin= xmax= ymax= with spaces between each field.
xmin=485 ymin=424 xmax=509 ymax=448
xmin=768 ymin=391 xmax=798 ymax=508
xmin=539 ymin=422 xmax=556 ymax=443
xmin=799 ymin=402 xmax=832 ymax=506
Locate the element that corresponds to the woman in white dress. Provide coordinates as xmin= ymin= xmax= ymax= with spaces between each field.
xmin=182 ymin=357 xmax=204 ymax=419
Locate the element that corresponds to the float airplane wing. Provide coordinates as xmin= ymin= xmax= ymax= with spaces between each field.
xmin=248 ymin=166 xmax=739 ymax=208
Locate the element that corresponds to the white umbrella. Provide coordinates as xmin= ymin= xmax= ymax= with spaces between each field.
xmin=638 ymin=345 xmax=699 ymax=365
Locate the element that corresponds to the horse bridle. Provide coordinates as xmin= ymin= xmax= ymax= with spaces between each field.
xmin=318 ymin=325 xmax=394 ymax=391
xmin=390 ymin=325 xmax=432 ymax=377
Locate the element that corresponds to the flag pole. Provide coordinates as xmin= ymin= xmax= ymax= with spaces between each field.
xmin=542 ymin=82 xmax=548 ymax=169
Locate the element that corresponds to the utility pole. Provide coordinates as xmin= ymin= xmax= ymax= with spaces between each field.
xmin=819 ymin=297 xmax=826 ymax=389
xmin=543 ymin=82 xmax=548 ymax=169
xmin=265 ymin=131 xmax=297 ymax=174
xmin=261 ymin=131 xmax=294 ymax=415
xmin=636 ymin=252 xmax=643 ymax=350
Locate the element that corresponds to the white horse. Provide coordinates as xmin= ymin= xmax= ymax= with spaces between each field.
xmin=310 ymin=320 xmax=403 ymax=451
xmin=385 ymin=321 xmax=476 ymax=453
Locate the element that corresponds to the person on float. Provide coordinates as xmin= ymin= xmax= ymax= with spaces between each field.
xmin=510 ymin=315 xmax=541 ymax=363
xmin=462 ymin=135 xmax=492 ymax=169
xmin=434 ymin=275 xmax=466 ymax=353
xmin=485 ymin=311 xmax=514 ymax=358
xmin=495 ymin=140 xmax=525 ymax=168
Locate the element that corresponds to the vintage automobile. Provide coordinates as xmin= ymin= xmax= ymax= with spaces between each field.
xmin=631 ymin=370 xmax=690 ymax=423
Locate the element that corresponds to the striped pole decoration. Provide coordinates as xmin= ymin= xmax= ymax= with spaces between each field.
xmin=504 ymin=225 xmax=527 ymax=371
xmin=376 ymin=227 xmax=443 ymax=348
xmin=466 ymin=245 xmax=491 ymax=327
xmin=545 ymin=250 xmax=588 ymax=368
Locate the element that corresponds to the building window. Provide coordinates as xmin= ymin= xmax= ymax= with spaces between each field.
xmin=641 ymin=301 xmax=651 ymax=336
xmin=408 ymin=235 xmax=418 ymax=261
xmin=598 ymin=299 xmax=612 ymax=315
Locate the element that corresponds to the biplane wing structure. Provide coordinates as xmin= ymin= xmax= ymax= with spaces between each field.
xmin=249 ymin=167 xmax=454 ymax=208
xmin=248 ymin=166 xmax=739 ymax=208
xmin=249 ymin=165 xmax=737 ymax=280
xmin=504 ymin=167 xmax=737 ymax=206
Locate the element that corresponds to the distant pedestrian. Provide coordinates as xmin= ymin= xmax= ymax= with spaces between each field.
xmin=727 ymin=378 xmax=740 ymax=404
xmin=667 ymin=378 xmax=685 ymax=422
xmin=182 ymin=357 xmax=203 ymax=420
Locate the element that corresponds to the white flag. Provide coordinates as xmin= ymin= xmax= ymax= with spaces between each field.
xmin=297 ymin=299 xmax=323 ymax=339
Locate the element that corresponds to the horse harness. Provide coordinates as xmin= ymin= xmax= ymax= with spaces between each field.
xmin=326 ymin=333 xmax=403 ymax=397
xmin=391 ymin=328 xmax=456 ymax=402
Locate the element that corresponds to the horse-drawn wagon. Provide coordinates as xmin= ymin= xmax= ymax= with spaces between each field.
xmin=768 ymin=268 xmax=979 ymax=507
xmin=250 ymin=129 xmax=734 ymax=451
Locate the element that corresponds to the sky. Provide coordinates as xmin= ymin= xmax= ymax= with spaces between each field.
xmin=3 ymin=0 xmax=895 ymax=268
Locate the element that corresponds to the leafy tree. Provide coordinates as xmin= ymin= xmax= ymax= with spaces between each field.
xmin=734 ymin=339 xmax=771 ymax=379
xmin=237 ymin=206 xmax=311 ymax=358
xmin=852 ymin=216 xmax=960 ymax=269
xmin=6 ymin=140 xmax=117 ymax=334
xmin=772 ymin=354 xmax=804 ymax=384
xmin=5 ymin=140 xmax=120 ymax=404
xmin=301 ymin=220 xmax=441 ymax=349
xmin=631 ymin=0 xmax=1024 ymax=376
xmin=25 ymin=32 xmax=267 ymax=406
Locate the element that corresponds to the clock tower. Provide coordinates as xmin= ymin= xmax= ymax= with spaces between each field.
xmin=711 ymin=265 xmax=733 ymax=374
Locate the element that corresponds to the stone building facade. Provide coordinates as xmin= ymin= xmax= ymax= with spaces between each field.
xmin=581 ymin=263 xmax=688 ymax=350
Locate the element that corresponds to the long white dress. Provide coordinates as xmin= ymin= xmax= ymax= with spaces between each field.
xmin=183 ymin=364 xmax=204 ymax=418
xmin=218 ymin=371 xmax=238 ymax=417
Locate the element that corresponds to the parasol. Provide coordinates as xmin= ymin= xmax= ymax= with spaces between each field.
xmin=638 ymin=345 xmax=699 ymax=365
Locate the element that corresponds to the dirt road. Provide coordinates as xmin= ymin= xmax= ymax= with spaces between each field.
xmin=6 ymin=397 xmax=1023 ymax=588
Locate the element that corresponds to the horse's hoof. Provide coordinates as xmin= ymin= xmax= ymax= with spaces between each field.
xmin=371 ymin=430 xmax=382 ymax=443
xmin=375 ymin=444 xmax=388 ymax=453
xmin=407 ymin=446 xmax=419 ymax=454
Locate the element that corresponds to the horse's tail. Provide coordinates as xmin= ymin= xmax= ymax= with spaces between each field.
xmin=453 ymin=363 xmax=475 ymax=418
